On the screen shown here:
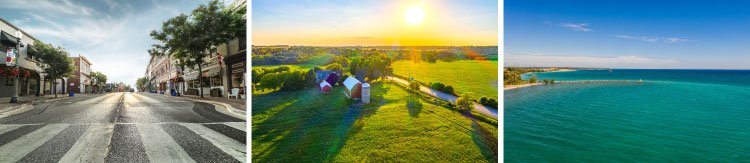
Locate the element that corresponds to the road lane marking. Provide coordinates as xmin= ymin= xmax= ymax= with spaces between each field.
xmin=0 ymin=124 xmax=46 ymax=146
xmin=202 ymin=123 xmax=246 ymax=144
xmin=179 ymin=123 xmax=246 ymax=162
xmin=58 ymin=123 xmax=115 ymax=163
xmin=0 ymin=124 xmax=68 ymax=163
xmin=161 ymin=123 xmax=243 ymax=163
xmin=136 ymin=124 xmax=196 ymax=163
xmin=0 ymin=124 xmax=23 ymax=135
xmin=223 ymin=122 xmax=247 ymax=132
xmin=18 ymin=124 xmax=88 ymax=162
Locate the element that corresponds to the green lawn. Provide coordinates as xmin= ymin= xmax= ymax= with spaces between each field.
xmin=252 ymin=82 xmax=498 ymax=162
xmin=392 ymin=60 xmax=498 ymax=99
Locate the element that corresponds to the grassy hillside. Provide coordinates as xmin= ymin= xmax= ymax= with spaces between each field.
xmin=392 ymin=60 xmax=498 ymax=99
xmin=252 ymin=83 xmax=497 ymax=162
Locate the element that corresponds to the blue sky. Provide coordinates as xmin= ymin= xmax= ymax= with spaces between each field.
xmin=0 ymin=0 xmax=215 ymax=86
xmin=505 ymin=0 xmax=750 ymax=69
xmin=252 ymin=0 xmax=498 ymax=46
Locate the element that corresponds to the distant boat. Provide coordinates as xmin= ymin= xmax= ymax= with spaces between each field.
xmin=608 ymin=69 xmax=613 ymax=72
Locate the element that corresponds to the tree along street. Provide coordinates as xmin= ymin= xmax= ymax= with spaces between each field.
xmin=0 ymin=92 xmax=246 ymax=162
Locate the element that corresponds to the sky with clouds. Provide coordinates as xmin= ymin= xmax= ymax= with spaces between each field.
xmin=0 ymin=0 xmax=219 ymax=86
xmin=506 ymin=0 xmax=750 ymax=69
xmin=252 ymin=0 xmax=498 ymax=46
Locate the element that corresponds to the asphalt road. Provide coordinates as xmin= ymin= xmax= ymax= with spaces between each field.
xmin=0 ymin=92 xmax=247 ymax=163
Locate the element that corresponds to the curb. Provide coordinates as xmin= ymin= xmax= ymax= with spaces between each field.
xmin=170 ymin=95 xmax=247 ymax=119
xmin=0 ymin=103 xmax=33 ymax=118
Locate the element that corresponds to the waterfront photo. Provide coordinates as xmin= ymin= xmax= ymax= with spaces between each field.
xmin=505 ymin=0 xmax=750 ymax=162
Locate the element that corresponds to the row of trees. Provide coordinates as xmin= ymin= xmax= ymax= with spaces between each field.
xmin=148 ymin=0 xmax=245 ymax=98
xmin=348 ymin=54 xmax=393 ymax=83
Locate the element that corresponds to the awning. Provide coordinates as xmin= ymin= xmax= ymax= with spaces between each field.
xmin=184 ymin=71 xmax=199 ymax=81
xmin=203 ymin=65 xmax=221 ymax=77
xmin=1 ymin=31 xmax=19 ymax=46
xmin=183 ymin=65 xmax=221 ymax=81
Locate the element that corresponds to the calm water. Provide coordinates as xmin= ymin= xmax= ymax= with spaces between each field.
xmin=506 ymin=69 xmax=750 ymax=162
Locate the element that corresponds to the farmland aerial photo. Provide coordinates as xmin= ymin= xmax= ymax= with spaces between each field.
xmin=251 ymin=0 xmax=498 ymax=162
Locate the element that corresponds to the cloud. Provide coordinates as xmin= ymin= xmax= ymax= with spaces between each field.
xmin=559 ymin=22 xmax=592 ymax=32
xmin=614 ymin=35 xmax=693 ymax=43
xmin=0 ymin=0 xmax=95 ymax=16
xmin=505 ymin=52 xmax=680 ymax=68
xmin=7 ymin=1 xmax=206 ymax=87
xmin=664 ymin=37 xmax=690 ymax=43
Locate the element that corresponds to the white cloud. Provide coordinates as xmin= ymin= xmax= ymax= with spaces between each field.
xmin=614 ymin=35 xmax=693 ymax=43
xmin=11 ymin=1 xmax=205 ymax=87
xmin=664 ymin=37 xmax=690 ymax=43
xmin=559 ymin=22 xmax=592 ymax=32
xmin=505 ymin=52 xmax=680 ymax=68
xmin=0 ymin=0 xmax=95 ymax=16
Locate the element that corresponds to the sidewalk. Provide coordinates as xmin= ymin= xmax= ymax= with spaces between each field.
xmin=0 ymin=93 xmax=93 ymax=114
xmin=152 ymin=93 xmax=246 ymax=111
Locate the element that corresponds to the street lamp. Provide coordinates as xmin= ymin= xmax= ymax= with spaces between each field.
xmin=10 ymin=31 xmax=23 ymax=103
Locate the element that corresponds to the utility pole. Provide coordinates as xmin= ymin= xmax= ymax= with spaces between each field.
xmin=10 ymin=31 xmax=23 ymax=103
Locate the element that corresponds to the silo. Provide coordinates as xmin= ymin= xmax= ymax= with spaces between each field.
xmin=361 ymin=83 xmax=370 ymax=104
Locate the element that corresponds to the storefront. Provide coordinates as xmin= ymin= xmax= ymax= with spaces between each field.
xmin=224 ymin=52 xmax=246 ymax=99
xmin=184 ymin=65 xmax=224 ymax=97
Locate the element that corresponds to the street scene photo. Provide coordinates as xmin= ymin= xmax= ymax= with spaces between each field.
xmin=0 ymin=0 xmax=247 ymax=162
xmin=252 ymin=0 xmax=498 ymax=162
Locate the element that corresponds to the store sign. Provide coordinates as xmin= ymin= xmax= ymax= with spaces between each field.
xmin=231 ymin=62 xmax=245 ymax=73
xmin=6 ymin=47 xmax=16 ymax=66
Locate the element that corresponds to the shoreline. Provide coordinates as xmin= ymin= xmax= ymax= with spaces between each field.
xmin=504 ymin=83 xmax=543 ymax=90
xmin=504 ymin=80 xmax=647 ymax=90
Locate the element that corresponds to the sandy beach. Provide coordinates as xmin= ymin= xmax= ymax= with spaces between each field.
xmin=504 ymin=83 xmax=543 ymax=90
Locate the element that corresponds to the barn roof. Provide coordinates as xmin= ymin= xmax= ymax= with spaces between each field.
xmin=343 ymin=76 xmax=361 ymax=90
xmin=320 ymin=80 xmax=331 ymax=87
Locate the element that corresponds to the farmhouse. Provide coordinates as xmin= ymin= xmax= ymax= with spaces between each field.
xmin=343 ymin=76 xmax=362 ymax=99
xmin=319 ymin=80 xmax=332 ymax=93
xmin=316 ymin=70 xmax=342 ymax=85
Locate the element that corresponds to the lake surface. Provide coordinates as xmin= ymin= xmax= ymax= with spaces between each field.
xmin=506 ymin=69 xmax=750 ymax=162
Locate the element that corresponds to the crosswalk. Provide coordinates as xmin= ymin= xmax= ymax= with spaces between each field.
xmin=0 ymin=122 xmax=247 ymax=163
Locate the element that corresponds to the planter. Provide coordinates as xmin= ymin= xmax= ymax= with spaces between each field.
xmin=210 ymin=88 xmax=222 ymax=97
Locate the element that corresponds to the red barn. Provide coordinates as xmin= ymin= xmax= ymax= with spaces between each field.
xmin=343 ymin=76 xmax=362 ymax=99
xmin=319 ymin=81 xmax=332 ymax=93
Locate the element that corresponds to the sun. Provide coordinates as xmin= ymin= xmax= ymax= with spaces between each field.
xmin=404 ymin=6 xmax=424 ymax=25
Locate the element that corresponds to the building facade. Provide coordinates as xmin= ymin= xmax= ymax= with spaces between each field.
xmin=144 ymin=0 xmax=246 ymax=98
xmin=0 ymin=17 xmax=62 ymax=98
xmin=146 ymin=54 xmax=176 ymax=94
xmin=69 ymin=55 xmax=92 ymax=93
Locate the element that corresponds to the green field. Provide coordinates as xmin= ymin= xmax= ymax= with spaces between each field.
xmin=252 ymin=82 xmax=498 ymax=162
xmin=392 ymin=60 xmax=498 ymax=99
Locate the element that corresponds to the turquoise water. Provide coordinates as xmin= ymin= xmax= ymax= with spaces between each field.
xmin=506 ymin=69 xmax=750 ymax=162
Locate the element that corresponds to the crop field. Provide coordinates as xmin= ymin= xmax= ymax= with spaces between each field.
xmin=392 ymin=60 xmax=499 ymax=99
xmin=252 ymin=83 xmax=498 ymax=162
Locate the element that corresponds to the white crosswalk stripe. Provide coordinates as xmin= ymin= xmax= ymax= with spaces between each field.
xmin=224 ymin=122 xmax=247 ymax=132
xmin=180 ymin=123 xmax=247 ymax=163
xmin=0 ymin=124 xmax=22 ymax=135
xmin=0 ymin=124 xmax=69 ymax=163
xmin=58 ymin=123 xmax=115 ymax=163
xmin=0 ymin=122 xmax=246 ymax=162
xmin=137 ymin=123 xmax=196 ymax=163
